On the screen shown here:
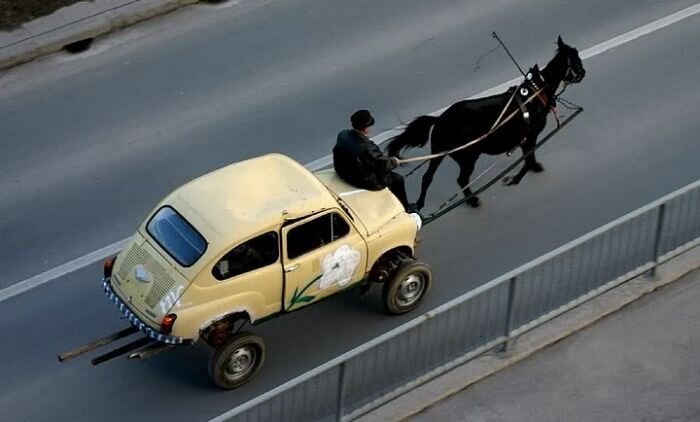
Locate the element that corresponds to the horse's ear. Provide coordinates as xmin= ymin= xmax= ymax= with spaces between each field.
xmin=557 ymin=35 xmax=565 ymax=48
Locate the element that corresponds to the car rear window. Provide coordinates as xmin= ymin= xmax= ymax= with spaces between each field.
xmin=147 ymin=206 xmax=207 ymax=267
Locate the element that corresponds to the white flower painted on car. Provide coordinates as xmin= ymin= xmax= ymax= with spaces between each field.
xmin=318 ymin=245 xmax=361 ymax=290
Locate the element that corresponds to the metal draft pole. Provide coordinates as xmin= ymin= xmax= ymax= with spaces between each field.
xmin=57 ymin=326 xmax=138 ymax=362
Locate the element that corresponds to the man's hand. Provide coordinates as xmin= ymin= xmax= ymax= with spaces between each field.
xmin=390 ymin=157 xmax=400 ymax=168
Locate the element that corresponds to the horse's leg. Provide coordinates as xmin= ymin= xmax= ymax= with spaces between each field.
xmin=416 ymin=156 xmax=445 ymax=211
xmin=456 ymin=153 xmax=480 ymax=207
xmin=503 ymin=135 xmax=543 ymax=186
xmin=524 ymin=133 xmax=544 ymax=173
xmin=528 ymin=150 xmax=544 ymax=173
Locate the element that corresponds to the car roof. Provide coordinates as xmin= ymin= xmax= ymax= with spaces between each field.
xmin=165 ymin=153 xmax=337 ymax=247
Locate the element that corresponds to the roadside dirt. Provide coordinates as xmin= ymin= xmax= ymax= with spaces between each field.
xmin=0 ymin=0 xmax=85 ymax=30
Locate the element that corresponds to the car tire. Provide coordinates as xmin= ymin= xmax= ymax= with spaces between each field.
xmin=382 ymin=260 xmax=431 ymax=315
xmin=208 ymin=331 xmax=266 ymax=389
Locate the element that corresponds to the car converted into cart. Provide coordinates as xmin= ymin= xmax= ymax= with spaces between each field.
xmin=59 ymin=153 xmax=430 ymax=389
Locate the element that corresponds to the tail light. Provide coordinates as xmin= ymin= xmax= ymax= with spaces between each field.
xmin=161 ymin=314 xmax=177 ymax=334
xmin=104 ymin=256 xmax=117 ymax=278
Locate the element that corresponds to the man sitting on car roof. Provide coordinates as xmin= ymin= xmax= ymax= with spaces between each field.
xmin=333 ymin=109 xmax=414 ymax=212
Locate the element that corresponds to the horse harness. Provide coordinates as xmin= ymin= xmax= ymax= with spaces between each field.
xmin=426 ymin=65 xmax=583 ymax=222
xmin=501 ymin=70 xmax=550 ymax=157
xmin=515 ymin=66 xmax=561 ymax=129
xmin=525 ymin=65 xmax=562 ymax=126
xmin=396 ymin=59 xmax=580 ymax=166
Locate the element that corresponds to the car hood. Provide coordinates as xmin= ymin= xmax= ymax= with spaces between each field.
xmin=313 ymin=170 xmax=404 ymax=235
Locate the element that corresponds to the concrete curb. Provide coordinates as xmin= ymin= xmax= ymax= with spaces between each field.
xmin=0 ymin=0 xmax=203 ymax=70
xmin=358 ymin=245 xmax=700 ymax=422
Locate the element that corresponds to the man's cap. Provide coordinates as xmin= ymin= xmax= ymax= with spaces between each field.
xmin=351 ymin=109 xmax=375 ymax=129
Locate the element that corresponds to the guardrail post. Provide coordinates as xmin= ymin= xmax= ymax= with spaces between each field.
xmin=501 ymin=276 xmax=518 ymax=352
xmin=335 ymin=361 xmax=346 ymax=422
xmin=650 ymin=203 xmax=667 ymax=278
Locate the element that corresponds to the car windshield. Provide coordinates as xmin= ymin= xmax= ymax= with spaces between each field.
xmin=147 ymin=206 xmax=207 ymax=267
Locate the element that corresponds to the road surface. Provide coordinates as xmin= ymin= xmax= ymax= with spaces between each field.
xmin=0 ymin=0 xmax=699 ymax=421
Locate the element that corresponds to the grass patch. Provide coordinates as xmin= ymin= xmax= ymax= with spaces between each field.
xmin=0 ymin=0 xmax=87 ymax=31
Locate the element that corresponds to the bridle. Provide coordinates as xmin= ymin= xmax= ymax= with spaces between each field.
xmin=563 ymin=54 xmax=585 ymax=84
xmin=520 ymin=52 xmax=584 ymax=127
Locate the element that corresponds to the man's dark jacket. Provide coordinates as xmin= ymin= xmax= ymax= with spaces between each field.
xmin=333 ymin=129 xmax=397 ymax=190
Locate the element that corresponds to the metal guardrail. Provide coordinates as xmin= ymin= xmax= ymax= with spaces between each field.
xmin=213 ymin=178 xmax=700 ymax=422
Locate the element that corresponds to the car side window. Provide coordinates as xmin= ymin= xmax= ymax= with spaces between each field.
xmin=212 ymin=232 xmax=279 ymax=281
xmin=331 ymin=212 xmax=350 ymax=241
xmin=287 ymin=212 xmax=350 ymax=260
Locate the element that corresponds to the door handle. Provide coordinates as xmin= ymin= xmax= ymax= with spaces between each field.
xmin=285 ymin=264 xmax=300 ymax=273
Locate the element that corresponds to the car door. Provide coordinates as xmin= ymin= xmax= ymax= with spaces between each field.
xmin=187 ymin=228 xmax=284 ymax=319
xmin=282 ymin=210 xmax=368 ymax=311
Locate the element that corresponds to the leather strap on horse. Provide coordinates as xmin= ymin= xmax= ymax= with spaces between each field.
xmin=530 ymin=70 xmax=561 ymax=129
xmin=395 ymin=86 xmax=547 ymax=165
xmin=490 ymin=87 xmax=517 ymax=131
xmin=514 ymin=89 xmax=530 ymax=126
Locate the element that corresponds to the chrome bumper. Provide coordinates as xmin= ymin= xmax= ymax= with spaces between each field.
xmin=102 ymin=278 xmax=189 ymax=345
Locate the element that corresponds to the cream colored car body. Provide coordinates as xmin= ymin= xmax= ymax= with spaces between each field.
xmin=108 ymin=153 xmax=419 ymax=343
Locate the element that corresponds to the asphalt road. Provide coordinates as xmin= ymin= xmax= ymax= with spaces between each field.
xmin=1 ymin=1 xmax=699 ymax=421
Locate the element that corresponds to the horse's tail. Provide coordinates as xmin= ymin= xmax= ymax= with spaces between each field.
xmin=385 ymin=115 xmax=439 ymax=157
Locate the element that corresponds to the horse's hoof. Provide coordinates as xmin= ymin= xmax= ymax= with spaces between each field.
xmin=466 ymin=196 xmax=480 ymax=207
xmin=532 ymin=162 xmax=544 ymax=173
xmin=502 ymin=176 xmax=518 ymax=186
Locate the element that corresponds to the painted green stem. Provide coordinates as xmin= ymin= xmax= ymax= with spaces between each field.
xmin=289 ymin=274 xmax=322 ymax=309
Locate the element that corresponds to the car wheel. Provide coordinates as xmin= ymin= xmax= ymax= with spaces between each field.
xmin=382 ymin=260 xmax=431 ymax=315
xmin=208 ymin=331 xmax=265 ymax=389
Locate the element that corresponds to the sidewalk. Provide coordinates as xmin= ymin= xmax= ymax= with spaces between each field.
xmin=409 ymin=269 xmax=700 ymax=422
xmin=0 ymin=0 xmax=205 ymax=69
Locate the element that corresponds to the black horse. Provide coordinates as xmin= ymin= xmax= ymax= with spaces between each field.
xmin=386 ymin=36 xmax=586 ymax=211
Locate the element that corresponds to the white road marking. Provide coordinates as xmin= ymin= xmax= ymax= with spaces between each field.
xmin=2 ymin=3 xmax=699 ymax=304
xmin=580 ymin=3 xmax=700 ymax=60
xmin=0 ymin=239 xmax=129 ymax=302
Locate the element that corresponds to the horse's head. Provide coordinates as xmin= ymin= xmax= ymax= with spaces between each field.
xmin=556 ymin=36 xmax=585 ymax=84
